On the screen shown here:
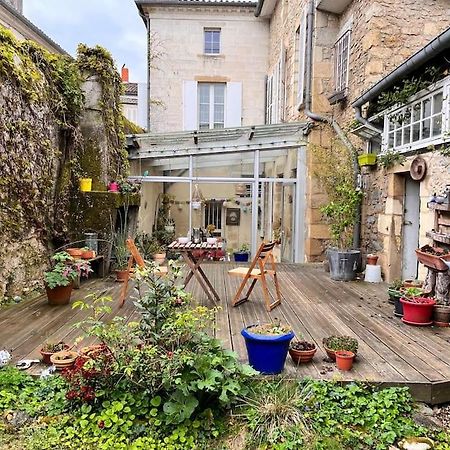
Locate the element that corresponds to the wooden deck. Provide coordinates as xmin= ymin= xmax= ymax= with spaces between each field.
xmin=2 ymin=263 xmax=450 ymax=404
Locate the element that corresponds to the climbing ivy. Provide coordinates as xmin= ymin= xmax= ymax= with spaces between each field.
xmin=77 ymin=44 xmax=129 ymax=178
xmin=0 ymin=27 xmax=128 ymax=244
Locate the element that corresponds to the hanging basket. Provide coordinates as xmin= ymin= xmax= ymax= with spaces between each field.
xmin=192 ymin=201 xmax=202 ymax=210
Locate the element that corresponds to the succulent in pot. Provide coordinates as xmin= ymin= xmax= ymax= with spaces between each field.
xmin=40 ymin=341 xmax=69 ymax=364
xmin=323 ymin=335 xmax=358 ymax=361
xmin=289 ymin=339 xmax=317 ymax=364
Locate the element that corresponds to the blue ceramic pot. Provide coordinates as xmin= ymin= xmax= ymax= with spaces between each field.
xmin=241 ymin=326 xmax=295 ymax=374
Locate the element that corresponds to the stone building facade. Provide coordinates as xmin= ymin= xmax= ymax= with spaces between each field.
xmin=258 ymin=0 xmax=450 ymax=278
xmin=0 ymin=0 xmax=66 ymax=54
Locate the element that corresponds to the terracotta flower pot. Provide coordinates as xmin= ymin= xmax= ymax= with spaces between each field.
xmin=335 ymin=350 xmax=355 ymax=371
xmin=46 ymin=283 xmax=73 ymax=306
xmin=50 ymin=350 xmax=78 ymax=370
xmin=66 ymin=248 xmax=83 ymax=258
xmin=152 ymin=253 xmax=166 ymax=266
xmin=116 ymin=269 xmax=129 ymax=282
xmin=40 ymin=344 xmax=69 ymax=364
xmin=289 ymin=346 xmax=317 ymax=364
xmin=366 ymin=254 xmax=378 ymax=265
xmin=401 ymin=297 xmax=436 ymax=326
xmin=81 ymin=249 xmax=96 ymax=259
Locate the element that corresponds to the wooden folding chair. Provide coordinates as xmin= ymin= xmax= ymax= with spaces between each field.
xmin=228 ymin=241 xmax=281 ymax=311
xmin=119 ymin=238 xmax=168 ymax=307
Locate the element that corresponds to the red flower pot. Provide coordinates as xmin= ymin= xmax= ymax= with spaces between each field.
xmin=108 ymin=181 xmax=119 ymax=192
xmin=400 ymin=297 xmax=436 ymax=326
xmin=335 ymin=351 xmax=354 ymax=371
xmin=115 ymin=269 xmax=129 ymax=282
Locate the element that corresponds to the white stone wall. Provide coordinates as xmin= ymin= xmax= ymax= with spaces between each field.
xmin=142 ymin=5 xmax=269 ymax=132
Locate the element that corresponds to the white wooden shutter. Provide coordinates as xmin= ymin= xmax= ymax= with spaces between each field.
xmin=183 ymin=80 xmax=198 ymax=130
xmin=225 ymin=82 xmax=242 ymax=127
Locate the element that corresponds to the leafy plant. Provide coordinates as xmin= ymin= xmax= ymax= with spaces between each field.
xmin=323 ymin=335 xmax=358 ymax=354
xmin=44 ymin=251 xmax=91 ymax=289
xmin=377 ymin=149 xmax=406 ymax=169
xmin=237 ymin=243 xmax=250 ymax=253
xmin=312 ymin=142 xmax=362 ymax=249
xmin=112 ymin=233 xmax=129 ymax=270
xmin=389 ymin=279 xmax=403 ymax=291
xmin=402 ymin=287 xmax=424 ymax=298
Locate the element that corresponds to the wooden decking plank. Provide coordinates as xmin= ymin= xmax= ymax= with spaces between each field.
xmin=279 ymin=268 xmax=375 ymax=381
xmin=313 ymin=271 xmax=450 ymax=378
xmin=293 ymin=269 xmax=429 ymax=382
xmin=303 ymin=269 xmax=441 ymax=382
xmin=345 ymin=280 xmax=450 ymax=365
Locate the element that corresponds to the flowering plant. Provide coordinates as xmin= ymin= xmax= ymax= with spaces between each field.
xmin=44 ymin=251 xmax=92 ymax=289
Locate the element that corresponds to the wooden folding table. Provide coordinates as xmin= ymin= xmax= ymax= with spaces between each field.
xmin=168 ymin=241 xmax=221 ymax=304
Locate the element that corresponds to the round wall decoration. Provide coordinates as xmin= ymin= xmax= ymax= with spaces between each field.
xmin=410 ymin=156 xmax=427 ymax=181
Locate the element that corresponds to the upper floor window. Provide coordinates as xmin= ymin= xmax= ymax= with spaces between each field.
xmin=384 ymin=84 xmax=447 ymax=152
xmin=265 ymin=46 xmax=286 ymax=124
xmin=334 ymin=30 xmax=351 ymax=94
xmin=204 ymin=28 xmax=221 ymax=54
xmin=198 ymin=83 xmax=225 ymax=130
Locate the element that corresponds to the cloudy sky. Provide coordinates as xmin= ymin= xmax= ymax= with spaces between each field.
xmin=24 ymin=0 xmax=147 ymax=82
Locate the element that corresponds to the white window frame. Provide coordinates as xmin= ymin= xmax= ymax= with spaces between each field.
xmin=198 ymin=83 xmax=226 ymax=130
xmin=296 ymin=10 xmax=307 ymax=106
xmin=204 ymin=28 xmax=221 ymax=55
xmin=266 ymin=46 xmax=286 ymax=124
xmin=266 ymin=75 xmax=274 ymax=124
xmin=382 ymin=76 xmax=450 ymax=153
xmin=204 ymin=200 xmax=224 ymax=232
xmin=333 ymin=29 xmax=351 ymax=94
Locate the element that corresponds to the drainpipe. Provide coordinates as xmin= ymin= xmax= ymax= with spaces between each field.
xmin=301 ymin=0 xmax=361 ymax=249
xmin=139 ymin=12 xmax=151 ymax=132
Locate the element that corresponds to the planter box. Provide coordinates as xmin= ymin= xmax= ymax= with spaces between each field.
xmin=415 ymin=249 xmax=450 ymax=272
xmin=358 ymin=154 xmax=377 ymax=167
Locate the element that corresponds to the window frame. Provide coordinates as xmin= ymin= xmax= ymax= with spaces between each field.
xmin=381 ymin=76 xmax=450 ymax=153
xmin=198 ymin=83 xmax=226 ymax=130
xmin=204 ymin=28 xmax=221 ymax=55
xmin=333 ymin=29 xmax=351 ymax=95
xmin=204 ymin=200 xmax=224 ymax=232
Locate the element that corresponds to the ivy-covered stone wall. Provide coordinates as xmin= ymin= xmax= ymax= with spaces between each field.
xmin=0 ymin=28 xmax=128 ymax=302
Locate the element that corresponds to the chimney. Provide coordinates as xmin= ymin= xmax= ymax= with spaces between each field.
xmin=121 ymin=65 xmax=129 ymax=83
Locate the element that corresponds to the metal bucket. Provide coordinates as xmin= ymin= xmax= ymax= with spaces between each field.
xmin=84 ymin=232 xmax=98 ymax=252
xmin=327 ymin=249 xmax=361 ymax=281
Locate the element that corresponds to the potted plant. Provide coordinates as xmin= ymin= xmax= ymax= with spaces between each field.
xmin=289 ymin=339 xmax=317 ymax=364
xmin=66 ymin=248 xmax=83 ymax=258
xmin=50 ymin=350 xmax=78 ymax=370
xmin=113 ymin=234 xmax=129 ymax=282
xmin=40 ymin=341 xmax=69 ymax=364
xmin=366 ymin=254 xmax=379 ymax=265
xmin=313 ymin=142 xmax=362 ymax=281
xmin=415 ymin=245 xmax=450 ymax=271
xmin=357 ymin=153 xmax=377 ymax=167
xmin=335 ymin=350 xmax=355 ymax=371
xmin=79 ymin=177 xmax=92 ymax=192
xmin=241 ymin=322 xmax=295 ymax=374
xmin=81 ymin=247 xmax=96 ymax=259
xmin=234 ymin=243 xmax=250 ymax=262
xmin=322 ymin=335 xmax=358 ymax=361
xmin=433 ymin=301 xmax=450 ymax=327
xmin=401 ymin=291 xmax=436 ymax=326
xmin=44 ymin=252 xmax=91 ymax=305
xmin=164 ymin=218 xmax=175 ymax=234
xmin=108 ymin=181 xmax=119 ymax=192
xmin=146 ymin=238 xmax=166 ymax=265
